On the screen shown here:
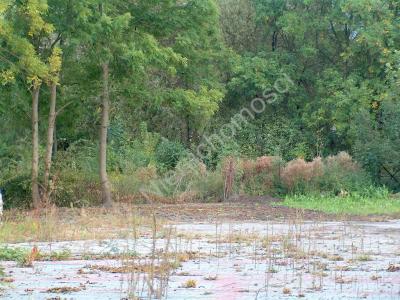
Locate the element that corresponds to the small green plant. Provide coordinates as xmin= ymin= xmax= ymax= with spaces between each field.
xmin=357 ymin=255 xmax=373 ymax=262
xmin=0 ymin=246 xmax=29 ymax=262
xmin=268 ymin=267 xmax=278 ymax=273
xmin=49 ymin=249 xmax=72 ymax=261
xmin=0 ymin=246 xmax=41 ymax=267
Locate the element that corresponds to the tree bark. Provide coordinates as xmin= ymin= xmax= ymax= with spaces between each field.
xmin=32 ymin=86 xmax=41 ymax=209
xmin=43 ymin=82 xmax=57 ymax=204
xmin=100 ymin=62 xmax=112 ymax=207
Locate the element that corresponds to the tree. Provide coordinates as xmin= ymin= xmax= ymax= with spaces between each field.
xmin=42 ymin=47 xmax=62 ymax=204
xmin=0 ymin=0 xmax=53 ymax=208
xmin=72 ymin=0 xmax=190 ymax=206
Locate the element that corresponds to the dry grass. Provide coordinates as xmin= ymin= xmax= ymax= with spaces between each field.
xmin=281 ymin=157 xmax=323 ymax=190
xmin=182 ymin=279 xmax=197 ymax=288
xmin=0 ymin=204 xmax=162 ymax=243
xmin=1 ymin=208 xmax=398 ymax=299
xmin=325 ymin=151 xmax=359 ymax=172
xmin=46 ymin=286 xmax=84 ymax=293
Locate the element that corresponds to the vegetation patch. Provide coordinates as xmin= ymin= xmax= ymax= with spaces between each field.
xmin=46 ymin=286 xmax=84 ymax=294
xmin=281 ymin=189 xmax=400 ymax=215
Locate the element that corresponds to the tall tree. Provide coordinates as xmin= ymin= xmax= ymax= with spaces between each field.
xmin=72 ymin=0 xmax=184 ymax=206
xmin=0 ymin=0 xmax=53 ymax=208
xmin=42 ymin=47 xmax=62 ymax=204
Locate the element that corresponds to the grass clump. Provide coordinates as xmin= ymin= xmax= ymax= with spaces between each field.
xmin=0 ymin=246 xmax=29 ymax=263
xmin=0 ymin=246 xmax=40 ymax=267
xmin=48 ymin=249 xmax=72 ymax=261
xmin=281 ymin=187 xmax=400 ymax=215
xmin=182 ymin=279 xmax=197 ymax=288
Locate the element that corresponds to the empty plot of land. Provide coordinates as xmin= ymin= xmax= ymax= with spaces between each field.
xmin=1 ymin=205 xmax=400 ymax=300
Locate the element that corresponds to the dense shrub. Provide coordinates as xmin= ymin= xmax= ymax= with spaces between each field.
xmin=281 ymin=157 xmax=324 ymax=194
xmin=0 ymin=141 xmax=33 ymax=209
xmin=51 ymin=170 xmax=101 ymax=207
xmin=142 ymin=157 xmax=224 ymax=203
xmin=194 ymin=171 xmax=225 ymax=201
xmin=281 ymin=152 xmax=372 ymax=195
xmin=232 ymin=152 xmax=372 ymax=197
xmin=111 ymin=166 xmax=158 ymax=203
xmin=155 ymin=139 xmax=186 ymax=172
xmin=238 ymin=156 xmax=283 ymax=196
xmin=1 ymin=174 xmax=31 ymax=209
xmin=352 ymin=103 xmax=400 ymax=191
xmin=321 ymin=152 xmax=371 ymax=194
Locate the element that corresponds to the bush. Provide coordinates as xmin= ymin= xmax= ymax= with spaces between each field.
xmin=280 ymin=152 xmax=371 ymax=195
xmin=230 ymin=152 xmax=372 ymax=197
xmin=155 ymin=139 xmax=186 ymax=172
xmin=109 ymin=123 xmax=160 ymax=173
xmin=238 ymin=156 xmax=284 ymax=196
xmin=52 ymin=170 xmax=101 ymax=207
xmin=0 ymin=141 xmax=33 ymax=209
xmin=1 ymin=174 xmax=31 ymax=209
xmin=281 ymin=157 xmax=324 ymax=194
xmin=111 ymin=166 xmax=158 ymax=203
xmin=352 ymin=103 xmax=400 ymax=191
xmin=194 ymin=171 xmax=224 ymax=202
xmin=321 ymin=152 xmax=371 ymax=194
xmin=141 ymin=157 xmax=224 ymax=203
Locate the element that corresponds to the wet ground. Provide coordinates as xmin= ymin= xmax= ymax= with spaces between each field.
xmin=1 ymin=219 xmax=400 ymax=299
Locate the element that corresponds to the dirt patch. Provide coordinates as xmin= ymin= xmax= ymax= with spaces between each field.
xmin=226 ymin=194 xmax=283 ymax=203
xmin=134 ymin=202 xmax=397 ymax=223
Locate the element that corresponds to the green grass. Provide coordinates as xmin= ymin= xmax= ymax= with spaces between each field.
xmin=281 ymin=188 xmax=400 ymax=215
xmin=0 ymin=247 xmax=29 ymax=263
xmin=0 ymin=246 xmax=73 ymax=265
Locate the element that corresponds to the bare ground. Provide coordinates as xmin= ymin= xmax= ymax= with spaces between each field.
xmin=2 ymin=201 xmax=400 ymax=300
xmin=134 ymin=202 xmax=400 ymax=223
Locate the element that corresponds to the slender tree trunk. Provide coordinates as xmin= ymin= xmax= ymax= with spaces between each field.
xmin=43 ymin=82 xmax=57 ymax=204
xmin=52 ymin=123 xmax=57 ymax=158
xmin=100 ymin=62 xmax=112 ymax=207
xmin=32 ymin=86 xmax=41 ymax=209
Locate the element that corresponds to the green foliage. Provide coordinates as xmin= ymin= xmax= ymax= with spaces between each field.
xmin=1 ymin=174 xmax=31 ymax=209
xmin=193 ymin=171 xmax=224 ymax=202
xmin=108 ymin=122 xmax=160 ymax=173
xmin=282 ymin=187 xmax=399 ymax=216
xmin=0 ymin=246 xmax=71 ymax=264
xmin=52 ymin=170 xmax=101 ymax=208
xmin=0 ymin=140 xmax=32 ymax=209
xmin=1 ymin=0 xmax=400 ymax=209
xmin=236 ymin=153 xmax=372 ymax=197
xmin=155 ymin=139 xmax=186 ymax=172
xmin=319 ymin=153 xmax=372 ymax=195
xmin=352 ymin=102 xmax=400 ymax=191
xmin=234 ymin=118 xmax=311 ymax=161
xmin=0 ymin=246 xmax=29 ymax=264
xmin=143 ymin=157 xmax=224 ymax=202
xmin=48 ymin=249 xmax=71 ymax=261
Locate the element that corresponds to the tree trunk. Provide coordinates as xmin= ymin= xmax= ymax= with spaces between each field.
xmin=100 ymin=63 xmax=112 ymax=207
xmin=32 ymin=86 xmax=41 ymax=209
xmin=43 ymin=82 xmax=57 ymax=204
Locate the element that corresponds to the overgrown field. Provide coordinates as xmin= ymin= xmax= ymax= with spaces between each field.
xmin=1 ymin=208 xmax=399 ymax=299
